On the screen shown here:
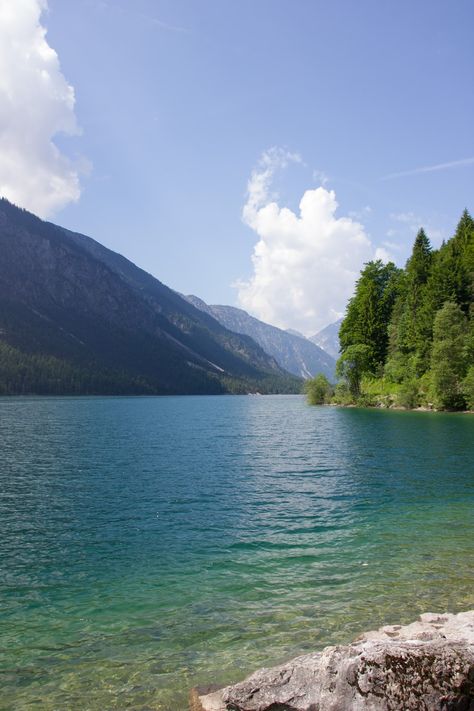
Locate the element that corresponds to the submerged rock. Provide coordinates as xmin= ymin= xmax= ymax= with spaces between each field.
xmin=190 ymin=611 xmax=474 ymax=711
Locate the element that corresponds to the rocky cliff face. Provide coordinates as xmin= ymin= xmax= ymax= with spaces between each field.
xmin=186 ymin=296 xmax=336 ymax=381
xmin=191 ymin=611 xmax=474 ymax=711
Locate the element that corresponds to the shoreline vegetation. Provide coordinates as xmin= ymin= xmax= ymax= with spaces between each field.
xmin=306 ymin=209 xmax=474 ymax=413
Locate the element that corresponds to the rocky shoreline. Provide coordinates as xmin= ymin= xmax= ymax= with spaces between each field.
xmin=330 ymin=402 xmax=474 ymax=414
xmin=190 ymin=611 xmax=474 ymax=711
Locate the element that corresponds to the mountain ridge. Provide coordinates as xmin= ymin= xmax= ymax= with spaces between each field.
xmin=0 ymin=199 xmax=301 ymax=395
xmin=185 ymin=295 xmax=336 ymax=380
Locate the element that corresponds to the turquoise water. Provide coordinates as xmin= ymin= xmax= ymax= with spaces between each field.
xmin=1 ymin=395 xmax=473 ymax=711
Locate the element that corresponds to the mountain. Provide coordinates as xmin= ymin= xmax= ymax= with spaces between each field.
xmin=185 ymin=296 xmax=336 ymax=380
xmin=309 ymin=319 xmax=342 ymax=360
xmin=0 ymin=199 xmax=301 ymax=395
xmin=286 ymin=328 xmax=305 ymax=338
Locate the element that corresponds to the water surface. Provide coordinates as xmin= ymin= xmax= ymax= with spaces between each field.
xmin=1 ymin=395 xmax=473 ymax=710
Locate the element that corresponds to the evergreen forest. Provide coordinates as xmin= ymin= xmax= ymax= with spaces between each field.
xmin=307 ymin=210 xmax=474 ymax=411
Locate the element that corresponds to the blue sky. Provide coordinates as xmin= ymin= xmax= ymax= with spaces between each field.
xmin=1 ymin=0 xmax=473 ymax=332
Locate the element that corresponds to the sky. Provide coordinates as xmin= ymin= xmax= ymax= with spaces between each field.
xmin=0 ymin=0 xmax=473 ymax=334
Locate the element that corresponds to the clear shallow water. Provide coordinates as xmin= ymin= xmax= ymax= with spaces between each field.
xmin=1 ymin=395 xmax=473 ymax=711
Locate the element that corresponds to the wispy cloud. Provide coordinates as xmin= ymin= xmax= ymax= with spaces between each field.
xmin=382 ymin=157 xmax=474 ymax=181
xmin=349 ymin=205 xmax=372 ymax=220
xmin=388 ymin=211 xmax=445 ymax=244
xmin=137 ymin=13 xmax=188 ymax=33
xmin=312 ymin=169 xmax=330 ymax=186
xmin=241 ymin=147 xmax=302 ymax=227
xmin=95 ymin=1 xmax=188 ymax=33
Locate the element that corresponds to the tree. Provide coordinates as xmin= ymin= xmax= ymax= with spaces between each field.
xmin=339 ymin=260 xmax=402 ymax=371
xmin=394 ymin=228 xmax=433 ymax=372
xmin=450 ymin=209 xmax=474 ymax=312
xmin=305 ymin=373 xmax=333 ymax=405
xmin=430 ymin=302 xmax=468 ymax=410
xmin=336 ymin=344 xmax=372 ymax=399
xmin=422 ymin=210 xmax=474 ymax=333
xmin=332 ymin=210 xmax=473 ymax=409
xmin=462 ymin=366 xmax=474 ymax=410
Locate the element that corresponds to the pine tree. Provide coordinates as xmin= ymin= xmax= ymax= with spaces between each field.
xmin=339 ymin=260 xmax=401 ymax=373
xmin=395 ymin=228 xmax=433 ymax=372
xmin=452 ymin=209 xmax=474 ymax=311
xmin=424 ymin=210 xmax=474 ymax=320
xmin=430 ymin=302 xmax=468 ymax=410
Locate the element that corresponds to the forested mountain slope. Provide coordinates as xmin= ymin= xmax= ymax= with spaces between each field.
xmin=0 ymin=199 xmax=301 ymax=395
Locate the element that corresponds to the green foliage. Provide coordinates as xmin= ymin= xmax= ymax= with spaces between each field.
xmin=334 ymin=210 xmax=474 ymax=411
xmin=397 ymin=379 xmax=420 ymax=409
xmin=336 ymin=343 xmax=372 ymax=397
xmin=305 ymin=373 xmax=333 ymax=405
xmin=356 ymin=393 xmax=377 ymax=407
xmin=384 ymin=351 xmax=408 ymax=384
xmin=339 ymin=260 xmax=402 ymax=371
xmin=332 ymin=381 xmax=354 ymax=405
xmin=395 ymin=229 xmax=433 ymax=372
xmin=462 ymin=366 xmax=474 ymax=410
xmin=430 ymin=302 xmax=468 ymax=409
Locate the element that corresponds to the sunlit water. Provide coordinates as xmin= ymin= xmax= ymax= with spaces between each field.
xmin=1 ymin=395 xmax=473 ymax=710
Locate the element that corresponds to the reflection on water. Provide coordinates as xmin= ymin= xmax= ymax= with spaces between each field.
xmin=1 ymin=396 xmax=473 ymax=710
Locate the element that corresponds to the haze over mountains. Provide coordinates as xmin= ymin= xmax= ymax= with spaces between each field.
xmin=186 ymin=296 xmax=336 ymax=380
xmin=0 ymin=199 xmax=301 ymax=395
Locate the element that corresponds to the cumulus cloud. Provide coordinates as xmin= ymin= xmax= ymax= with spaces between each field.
xmin=242 ymin=147 xmax=302 ymax=226
xmin=0 ymin=0 xmax=84 ymax=217
xmin=237 ymin=149 xmax=384 ymax=335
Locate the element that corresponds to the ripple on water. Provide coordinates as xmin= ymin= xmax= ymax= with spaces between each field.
xmin=0 ymin=396 xmax=473 ymax=710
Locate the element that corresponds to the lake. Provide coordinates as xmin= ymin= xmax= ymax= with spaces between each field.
xmin=1 ymin=395 xmax=473 ymax=710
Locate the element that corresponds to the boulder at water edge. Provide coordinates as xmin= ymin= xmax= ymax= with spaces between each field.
xmin=190 ymin=611 xmax=474 ymax=711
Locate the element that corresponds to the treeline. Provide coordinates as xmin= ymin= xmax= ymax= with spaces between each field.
xmin=308 ymin=209 xmax=474 ymax=411
xmin=0 ymin=340 xmax=300 ymax=397
xmin=0 ymin=341 xmax=160 ymax=395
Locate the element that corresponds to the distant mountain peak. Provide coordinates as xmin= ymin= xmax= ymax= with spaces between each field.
xmin=186 ymin=295 xmax=336 ymax=380
xmin=309 ymin=319 xmax=342 ymax=361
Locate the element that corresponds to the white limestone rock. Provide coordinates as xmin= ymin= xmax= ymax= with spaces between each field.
xmin=190 ymin=611 xmax=474 ymax=711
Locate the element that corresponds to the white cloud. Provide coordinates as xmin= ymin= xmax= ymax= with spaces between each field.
xmin=237 ymin=149 xmax=385 ymax=335
xmin=374 ymin=246 xmax=392 ymax=263
xmin=242 ymin=147 xmax=302 ymax=227
xmin=382 ymin=239 xmax=402 ymax=251
xmin=0 ymin=0 xmax=84 ymax=217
